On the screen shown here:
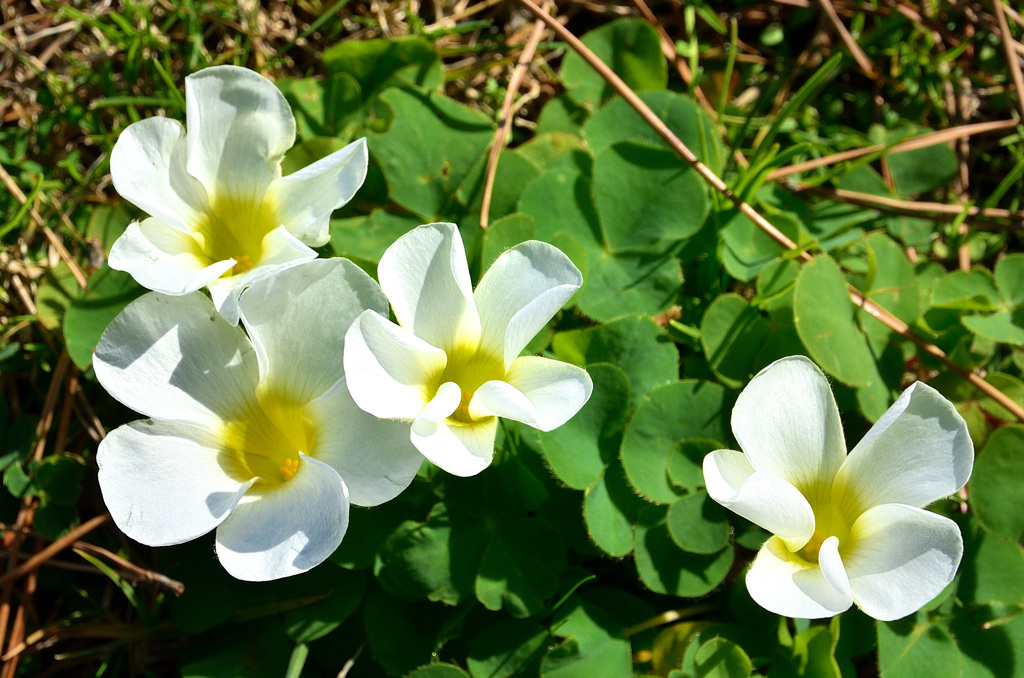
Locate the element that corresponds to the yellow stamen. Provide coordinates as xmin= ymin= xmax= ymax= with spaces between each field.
xmin=218 ymin=389 xmax=316 ymax=486
xmin=279 ymin=457 xmax=300 ymax=481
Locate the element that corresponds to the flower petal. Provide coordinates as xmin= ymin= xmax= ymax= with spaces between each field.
xmin=98 ymin=419 xmax=253 ymax=547
xmin=474 ymin=241 xmax=582 ymax=367
xmin=109 ymin=219 xmax=235 ymax=296
xmin=732 ymin=356 xmax=847 ymax=495
xmin=110 ymin=117 xmax=210 ymax=232
xmin=470 ymin=356 xmax=592 ymax=431
xmin=207 ymin=226 xmax=317 ymax=325
xmin=414 ymin=381 xmax=462 ymax=426
xmin=215 ymin=454 xmax=349 ymax=581
xmin=268 ymin=138 xmax=368 ymax=247
xmin=343 ymin=310 xmax=446 ymax=420
xmin=184 ymin=65 xmax=295 ymax=198
xmin=410 ymin=416 xmax=496 ymax=477
xmin=746 ymin=536 xmax=854 ymax=619
xmin=703 ymin=449 xmax=815 ymax=550
xmin=844 ymin=504 xmax=963 ymax=621
xmin=818 ymin=536 xmax=852 ymax=598
xmin=377 ymin=222 xmax=481 ymax=352
xmin=309 ymin=378 xmax=423 ymax=506
xmin=239 ymin=258 xmax=386 ymax=403
xmin=836 ymin=382 xmax=973 ymax=511
xmin=94 ymin=292 xmax=259 ymax=426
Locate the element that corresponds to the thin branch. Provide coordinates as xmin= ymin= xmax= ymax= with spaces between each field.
xmin=814 ymin=0 xmax=878 ymax=78
xmin=993 ymin=0 xmax=1024 ymax=123
xmin=516 ymin=0 xmax=1024 ymax=423
xmin=0 ymin=514 xmax=110 ymax=588
xmin=766 ymin=120 xmax=1018 ymax=181
xmin=480 ymin=11 xmax=547 ymax=229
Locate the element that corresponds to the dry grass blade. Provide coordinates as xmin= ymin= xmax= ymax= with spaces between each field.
xmin=516 ymin=0 xmax=1024 ymax=423
xmin=0 ymin=514 xmax=110 ymax=588
xmin=480 ymin=12 xmax=548 ymax=229
xmin=766 ymin=119 xmax=1019 ymax=181
xmin=993 ymin=0 xmax=1024 ymax=122
xmin=814 ymin=0 xmax=877 ymax=78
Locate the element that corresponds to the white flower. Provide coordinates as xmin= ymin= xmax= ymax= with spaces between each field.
xmin=94 ymin=259 xmax=422 ymax=581
xmin=703 ymin=356 xmax=973 ymax=621
xmin=343 ymin=222 xmax=593 ymax=477
xmin=108 ymin=65 xmax=368 ymax=324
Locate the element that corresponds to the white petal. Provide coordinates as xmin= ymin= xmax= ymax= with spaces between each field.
xmin=94 ymin=292 xmax=259 ymax=426
xmin=308 ymin=378 xmax=423 ymax=506
xmin=469 ymin=357 xmax=592 ymax=431
xmin=703 ymin=449 xmax=815 ymax=551
xmin=215 ymin=454 xmax=349 ymax=581
xmin=818 ymin=536 xmax=852 ymax=598
xmin=110 ymin=117 xmax=210 ymax=232
xmin=411 ymin=416 xmax=496 ymax=477
xmin=207 ymin=226 xmax=317 ymax=325
xmin=239 ymin=258 xmax=386 ymax=402
xmin=474 ymin=241 xmax=582 ymax=367
xmin=836 ymin=382 xmax=974 ymax=511
xmin=844 ymin=504 xmax=963 ymax=621
xmin=343 ymin=310 xmax=446 ymax=420
xmin=185 ymin=65 xmax=295 ymax=198
xmin=413 ymin=381 xmax=462 ymax=429
xmin=109 ymin=219 xmax=235 ymax=296
xmin=377 ymin=222 xmax=481 ymax=352
xmin=98 ymin=419 xmax=254 ymax=547
xmin=268 ymin=138 xmax=368 ymax=246
xmin=732 ymin=356 xmax=847 ymax=496
xmin=746 ymin=536 xmax=854 ymax=619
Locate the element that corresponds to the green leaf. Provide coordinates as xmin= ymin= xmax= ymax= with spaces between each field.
xmin=539 ymin=364 xmax=630 ymax=490
xmin=408 ymin=664 xmax=473 ymax=678
xmin=363 ymin=584 xmax=466 ymax=677
xmin=86 ymin=203 xmax=132 ymax=253
xmin=468 ymin=619 xmax=550 ymax=678
xmin=560 ymin=18 xmax=667 ymax=108
xmin=995 ymin=254 xmax=1024 ymax=308
xmin=280 ymin=136 xmax=348 ymax=175
xmin=931 ymin=270 xmax=1001 ymax=312
xmin=693 ymin=637 xmax=753 ymax=678
xmin=962 ymin=310 xmax=1024 ymax=346
xmin=475 ymin=517 xmax=567 ymax=618
xmin=376 ymin=503 xmax=485 ymax=605
xmin=63 ymin=266 xmax=145 ymax=370
xmin=621 ymin=381 xmax=731 ymax=504
xmin=480 ymin=214 xmax=536 ymax=276
xmin=701 ymin=294 xmax=772 ymax=389
xmin=518 ymin=168 xmax=600 ymax=246
xmin=720 ymin=210 xmax=802 ymax=282
xmin=282 ymin=569 xmax=366 ymax=643
xmin=959 ymin=516 xmax=1024 ymax=606
xmin=34 ymin=263 xmax=81 ymax=331
xmin=322 ymin=35 xmax=443 ymax=92
xmin=541 ymin=598 xmax=633 ymax=678
xmin=367 ymin=88 xmax=493 ymax=220
xmin=667 ymin=490 xmax=730 ymax=555
xmin=877 ymin=613 xmax=963 ymax=678
xmin=862 ymin=232 xmax=921 ymax=327
xmin=888 ymin=140 xmax=959 ymax=196
xmin=769 ymin=625 xmax=842 ymax=678
xmin=970 ymin=424 xmax=1024 ymax=542
xmin=668 ymin=439 xmax=721 ymax=491
xmin=330 ymin=209 xmax=422 ymax=270
xmin=633 ymin=505 xmax=734 ymax=597
xmin=592 ymin=142 xmax=708 ymax=253
xmin=517 ymin=132 xmax=590 ymax=172
xmin=552 ymin=316 xmax=679 ymax=412
xmin=950 ymin=605 xmax=1024 ymax=678
xmin=793 ymin=255 xmax=877 ymax=387
xmin=583 ymin=90 xmax=724 ymax=172
xmin=457 ymin=150 xmax=542 ymax=230
xmin=578 ymin=251 xmax=683 ymax=322
xmin=583 ymin=461 xmax=650 ymax=557
xmin=277 ymin=73 xmax=364 ymax=141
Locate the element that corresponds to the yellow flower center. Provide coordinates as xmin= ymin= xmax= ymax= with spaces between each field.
xmin=786 ymin=477 xmax=864 ymax=566
xmin=218 ymin=389 xmax=317 ymax=486
xmin=191 ymin=191 xmax=281 ymax=277
xmin=428 ymin=347 xmax=505 ymax=425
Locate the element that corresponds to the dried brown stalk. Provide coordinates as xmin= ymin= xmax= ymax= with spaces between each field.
xmin=480 ymin=11 xmax=548 ymax=229
xmin=0 ymin=514 xmax=111 ymax=588
xmin=813 ymin=0 xmax=877 ymax=78
xmin=516 ymin=0 xmax=1024 ymax=422
xmin=765 ymin=120 xmax=1018 ymax=181
xmin=992 ymin=0 xmax=1024 ymax=123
